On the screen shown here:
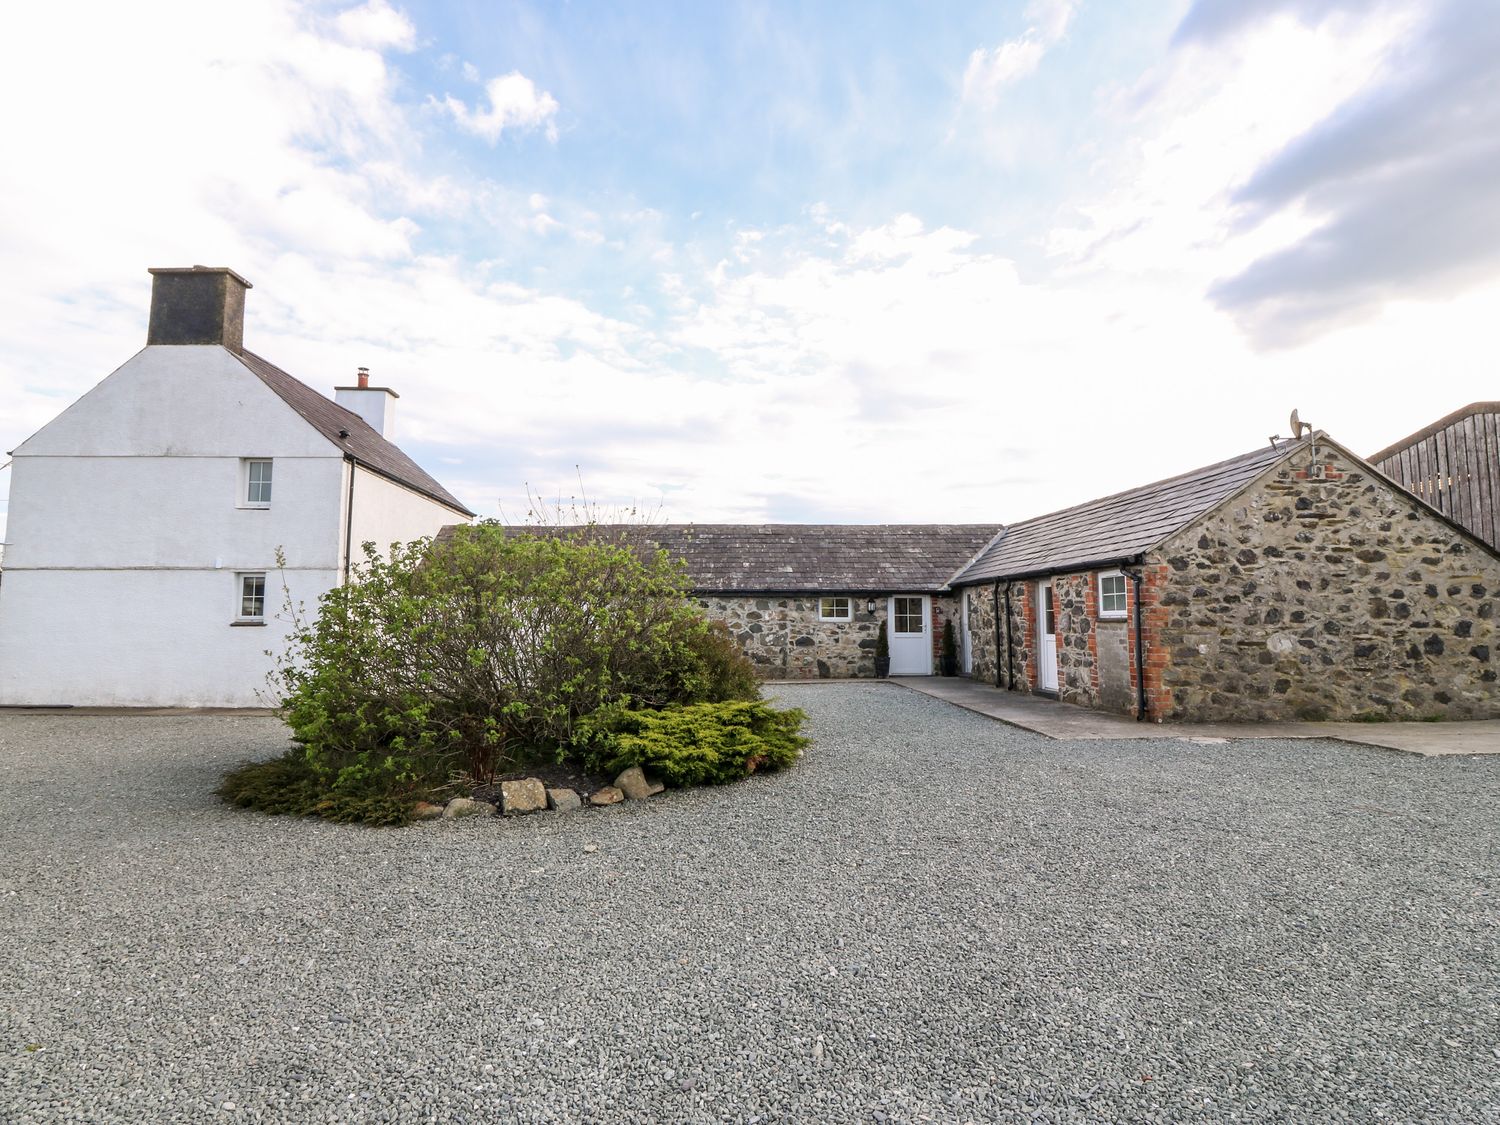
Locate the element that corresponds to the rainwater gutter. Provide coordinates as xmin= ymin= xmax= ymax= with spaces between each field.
xmin=1002 ymin=581 xmax=1014 ymax=690
xmin=1123 ymin=566 xmax=1146 ymax=721
xmin=342 ymin=455 xmax=356 ymax=585
xmin=991 ymin=580 xmax=1003 ymax=688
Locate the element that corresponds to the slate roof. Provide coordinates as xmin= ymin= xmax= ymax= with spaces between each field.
xmin=953 ymin=441 xmax=1294 ymax=585
xmin=236 ymin=350 xmax=473 ymax=516
xmin=439 ymin=523 xmax=1003 ymax=594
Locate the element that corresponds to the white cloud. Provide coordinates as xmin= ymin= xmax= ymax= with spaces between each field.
xmin=334 ymin=0 xmax=415 ymax=51
xmin=2 ymin=0 xmax=1496 ymax=539
xmin=440 ymin=72 xmax=559 ymax=143
xmin=962 ymin=0 xmax=1076 ymax=107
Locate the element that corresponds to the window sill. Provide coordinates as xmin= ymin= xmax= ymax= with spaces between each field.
xmin=229 ymin=620 xmax=267 ymax=627
xmin=1098 ymin=613 xmax=1128 ymax=622
xmin=235 ymin=505 xmax=272 ymax=511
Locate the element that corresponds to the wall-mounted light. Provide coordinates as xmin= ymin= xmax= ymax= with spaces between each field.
xmin=866 ymin=597 xmax=877 ymax=615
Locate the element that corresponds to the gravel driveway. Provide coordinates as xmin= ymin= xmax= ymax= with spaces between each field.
xmin=2 ymin=683 xmax=1497 ymax=1123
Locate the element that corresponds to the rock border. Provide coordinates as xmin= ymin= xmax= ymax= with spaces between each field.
xmin=433 ymin=768 xmax=666 ymax=822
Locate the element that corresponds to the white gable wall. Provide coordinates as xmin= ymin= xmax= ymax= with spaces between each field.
xmin=0 ymin=345 xmax=346 ymax=707
xmin=344 ymin=462 xmax=466 ymax=570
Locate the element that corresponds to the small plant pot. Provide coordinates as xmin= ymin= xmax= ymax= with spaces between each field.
xmin=941 ymin=656 xmax=958 ymax=677
xmin=874 ymin=657 xmax=891 ymax=678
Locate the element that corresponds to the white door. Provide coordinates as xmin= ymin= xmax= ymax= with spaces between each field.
xmin=888 ymin=595 xmax=932 ymax=675
xmin=959 ymin=589 xmax=973 ymax=674
xmin=1037 ymin=581 xmax=1058 ymax=692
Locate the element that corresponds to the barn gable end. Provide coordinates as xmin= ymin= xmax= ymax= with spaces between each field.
xmin=1145 ymin=438 xmax=1500 ymax=721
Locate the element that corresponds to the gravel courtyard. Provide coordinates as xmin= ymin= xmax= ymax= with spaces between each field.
xmin=2 ymin=683 xmax=1497 ymax=1124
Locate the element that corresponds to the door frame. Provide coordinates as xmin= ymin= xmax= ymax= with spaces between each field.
xmin=887 ymin=594 xmax=933 ymax=676
xmin=1037 ymin=580 xmax=1059 ymax=693
xmin=959 ymin=589 xmax=973 ymax=675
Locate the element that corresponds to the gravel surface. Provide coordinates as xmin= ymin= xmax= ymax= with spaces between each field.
xmin=2 ymin=683 xmax=1498 ymax=1123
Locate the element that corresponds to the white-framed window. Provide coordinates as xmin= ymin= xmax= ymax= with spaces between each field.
xmin=893 ymin=596 xmax=926 ymax=635
xmin=818 ymin=596 xmax=852 ymax=622
xmin=1098 ymin=570 xmax=1128 ymax=619
xmin=237 ymin=573 xmax=267 ymax=622
xmin=242 ymin=459 xmax=273 ymax=507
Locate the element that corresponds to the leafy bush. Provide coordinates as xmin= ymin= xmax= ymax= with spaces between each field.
xmin=275 ymin=523 xmax=730 ymax=786
xmin=231 ymin=522 xmax=793 ymax=824
xmin=588 ymin=700 xmax=808 ymax=786
xmin=875 ymin=620 xmax=889 ymax=661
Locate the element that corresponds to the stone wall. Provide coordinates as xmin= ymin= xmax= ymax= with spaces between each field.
xmin=965 ymin=584 xmax=1001 ymax=684
xmin=930 ymin=595 xmax=960 ymax=675
xmin=698 ymin=594 xmax=959 ymax=679
xmin=961 ymin=581 xmax=1042 ymax=698
xmin=1144 ymin=445 xmax=1500 ymax=721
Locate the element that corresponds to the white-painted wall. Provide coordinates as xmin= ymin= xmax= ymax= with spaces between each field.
xmin=344 ymin=464 xmax=462 ymax=571
xmin=0 ymin=568 xmax=335 ymax=707
xmin=0 ymin=344 xmax=462 ymax=707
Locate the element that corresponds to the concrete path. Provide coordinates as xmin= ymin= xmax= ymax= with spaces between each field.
xmin=894 ymin=676 xmax=1500 ymax=757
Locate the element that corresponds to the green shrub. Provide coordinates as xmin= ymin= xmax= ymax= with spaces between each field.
xmin=273 ymin=523 xmax=735 ymax=786
xmin=589 ymin=700 xmax=808 ymax=786
xmin=216 ymin=752 xmax=418 ymax=827
xmin=221 ymin=521 xmax=808 ymax=825
xmin=875 ymin=620 xmax=889 ymax=661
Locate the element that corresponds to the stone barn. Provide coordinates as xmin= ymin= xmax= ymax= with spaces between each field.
xmin=952 ymin=433 xmax=1500 ymax=722
xmin=646 ymin=525 xmax=1000 ymax=678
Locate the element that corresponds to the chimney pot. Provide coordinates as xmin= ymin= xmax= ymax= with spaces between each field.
xmin=357 ymin=367 xmax=369 ymax=389
xmin=145 ymin=266 xmax=252 ymax=351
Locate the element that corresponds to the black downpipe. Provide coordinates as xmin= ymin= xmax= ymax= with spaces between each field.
xmin=991 ymin=581 xmax=1003 ymax=688
xmin=1002 ymin=582 xmax=1014 ymax=690
xmin=1126 ymin=568 xmax=1146 ymax=721
xmin=342 ymin=456 xmax=356 ymax=584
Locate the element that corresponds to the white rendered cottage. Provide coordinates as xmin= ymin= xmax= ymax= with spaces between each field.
xmin=0 ymin=266 xmax=473 ymax=707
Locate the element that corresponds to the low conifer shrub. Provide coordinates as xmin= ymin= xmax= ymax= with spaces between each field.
xmin=588 ymin=700 xmax=808 ymax=787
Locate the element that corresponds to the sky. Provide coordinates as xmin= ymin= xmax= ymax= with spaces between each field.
xmin=1 ymin=0 xmax=1497 ymax=536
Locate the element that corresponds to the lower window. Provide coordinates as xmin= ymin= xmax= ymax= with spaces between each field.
xmin=818 ymin=596 xmax=852 ymax=621
xmin=237 ymin=573 xmax=267 ymax=621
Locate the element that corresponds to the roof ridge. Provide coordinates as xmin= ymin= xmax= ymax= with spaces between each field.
xmin=1000 ymin=441 xmax=1288 ymax=533
xmin=951 ymin=440 xmax=1297 ymax=585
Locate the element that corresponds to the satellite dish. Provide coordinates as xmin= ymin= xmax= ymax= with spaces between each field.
xmin=1289 ymin=408 xmax=1306 ymax=439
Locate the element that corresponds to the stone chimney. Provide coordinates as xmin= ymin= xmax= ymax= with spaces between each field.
xmin=334 ymin=367 xmax=399 ymax=438
xmin=146 ymin=266 xmax=253 ymax=352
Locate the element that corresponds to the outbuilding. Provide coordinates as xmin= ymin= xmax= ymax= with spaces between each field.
xmin=951 ymin=434 xmax=1500 ymax=722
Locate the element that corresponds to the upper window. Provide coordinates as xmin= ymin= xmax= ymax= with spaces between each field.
xmin=893 ymin=596 xmax=925 ymax=635
xmin=243 ymin=459 xmax=273 ymax=507
xmin=1098 ymin=571 xmax=1127 ymax=618
xmin=237 ymin=573 xmax=267 ymax=621
xmin=818 ymin=596 xmax=852 ymax=622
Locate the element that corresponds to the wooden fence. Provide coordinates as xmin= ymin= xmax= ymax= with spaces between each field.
xmin=1370 ymin=403 xmax=1500 ymax=549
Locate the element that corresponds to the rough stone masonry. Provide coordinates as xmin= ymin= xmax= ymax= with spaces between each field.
xmin=1146 ymin=446 xmax=1499 ymax=721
